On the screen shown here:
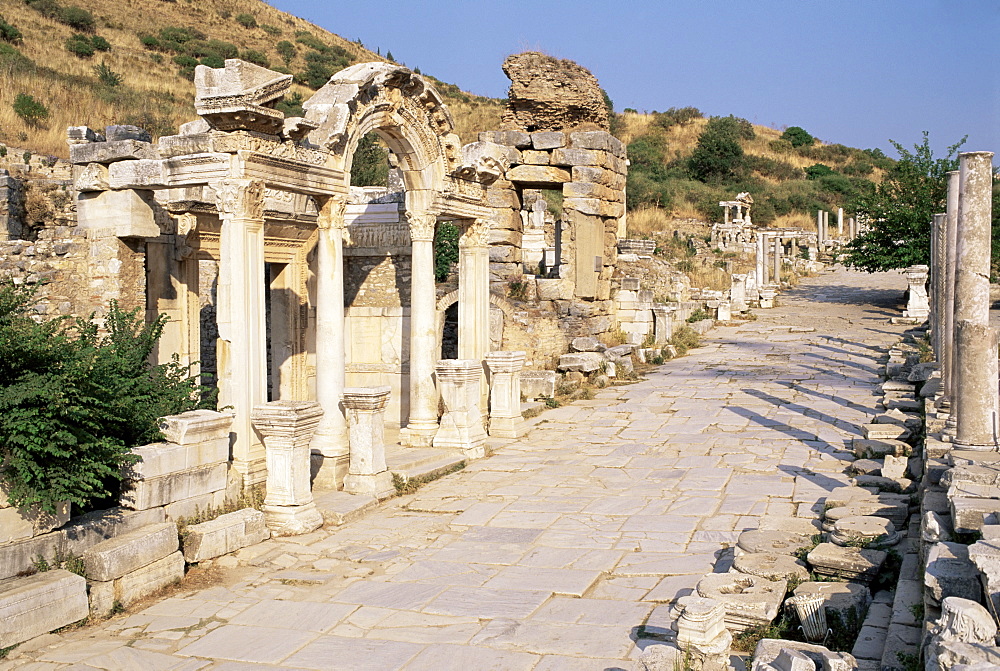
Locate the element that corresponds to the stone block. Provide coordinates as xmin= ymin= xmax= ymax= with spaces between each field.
xmin=106 ymin=124 xmax=151 ymax=142
xmin=531 ymin=131 xmax=565 ymax=150
xmin=862 ymin=424 xmax=911 ymax=441
xmin=519 ymin=150 xmax=550 ymax=165
xmin=157 ymin=133 xmax=214 ymax=158
xmin=74 ymin=163 xmax=110 ymax=192
xmin=62 ymin=507 xmax=165 ymax=557
xmin=506 ymin=164 xmax=570 ymax=184
xmin=558 ymin=352 xmax=605 ymax=373
xmin=852 ymin=623 xmax=887 ymax=661
xmin=484 ymin=186 xmax=520 ymax=209
xmin=852 ymin=438 xmax=910 ymax=459
xmin=488 ymin=228 xmax=522 ymax=247
xmin=562 ymin=197 xmax=625 ymax=218
xmin=0 ymin=570 xmax=89 ymax=648
xmin=807 ymin=543 xmax=886 ymax=583
xmin=562 ymin=181 xmax=621 ymax=202
xmin=70 ymin=139 xmax=157 ymax=165
xmin=751 ymin=639 xmax=857 ymax=671
xmin=77 ymin=188 xmax=160 ymax=238
xmin=107 ymin=158 xmax=171 ymax=189
xmin=571 ymin=336 xmax=602 ymax=352
xmin=569 ymin=130 xmax=626 ymax=157
xmin=66 ymin=125 xmax=104 ymax=144
xmin=82 ymin=522 xmax=178 ymax=581
xmin=89 ymin=551 xmax=185 ymax=617
xmin=181 ymin=508 xmax=269 ymax=563
xmin=520 ymin=371 xmax=556 ymax=401
xmin=478 ymin=130 xmax=531 ymax=148
xmin=571 ymin=165 xmax=626 ymax=190
xmin=159 ymin=409 xmax=233 ymax=445
xmin=925 ymin=542 xmax=982 ymax=606
xmin=552 ymin=147 xmax=626 ymax=173
xmin=951 ymin=496 xmax=1000 ymax=534
xmin=696 ymin=573 xmax=786 ymax=632
xmin=535 ymin=278 xmax=574 ymax=300
xmin=879 ymin=623 xmax=920 ymax=671
xmin=121 ymin=462 xmax=228 ymax=511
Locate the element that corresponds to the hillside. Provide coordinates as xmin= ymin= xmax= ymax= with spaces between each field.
xmin=0 ymin=0 xmax=502 ymax=157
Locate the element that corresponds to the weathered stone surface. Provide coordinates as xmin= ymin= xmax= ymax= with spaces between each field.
xmin=696 ymin=573 xmax=787 ymax=632
xmin=558 ymin=352 xmax=605 ymax=373
xmin=520 ymin=370 xmax=557 ymax=401
xmin=571 ymin=336 xmax=603 ymax=352
xmin=70 ymin=139 xmax=157 ymax=165
xmin=807 ymin=543 xmax=886 ymax=582
xmin=82 ymin=522 xmax=178 ymax=581
xmin=951 ymin=495 xmax=1000 ymax=533
xmin=530 ymin=131 xmax=565 ymax=150
xmin=792 ymin=581 xmax=871 ymax=625
xmin=0 ymin=570 xmax=88 ymax=648
xmin=76 ymin=189 xmax=159 ymax=238
xmin=861 ymin=423 xmax=911 ymax=441
xmin=830 ymin=515 xmax=900 ymax=549
xmin=505 ymin=165 xmax=570 ymax=184
xmin=61 ymin=507 xmax=166 ymax=557
xmin=733 ymin=552 xmax=809 ymax=582
xmin=478 ymin=130 xmax=532 ymax=148
xmin=737 ymin=529 xmax=815 ymax=556
xmin=121 ymin=462 xmax=228 ymax=510
xmin=926 ymin=542 xmax=983 ymax=605
xmin=570 ymin=131 xmax=626 ymax=157
xmin=181 ymin=508 xmax=269 ymax=563
xmin=89 ymin=551 xmax=185 ymax=616
xmin=501 ymin=52 xmax=609 ymax=132
xmin=752 ymin=639 xmax=857 ymax=670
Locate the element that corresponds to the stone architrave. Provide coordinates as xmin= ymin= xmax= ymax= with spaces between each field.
xmin=902 ymin=265 xmax=929 ymax=320
xmin=485 ymin=351 xmax=526 ymax=439
xmin=311 ymin=196 xmax=350 ymax=488
xmin=652 ymin=305 xmax=674 ymax=343
xmin=433 ymin=359 xmax=487 ymax=459
xmin=402 ymin=212 xmax=440 ymax=447
xmin=342 ymin=387 xmax=394 ymax=500
xmin=251 ymin=401 xmax=324 ymax=536
xmin=953 ymin=152 xmax=998 ymax=450
xmin=730 ymin=274 xmax=748 ymax=311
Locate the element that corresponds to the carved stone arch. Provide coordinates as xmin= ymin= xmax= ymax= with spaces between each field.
xmin=302 ymin=63 xmax=457 ymax=199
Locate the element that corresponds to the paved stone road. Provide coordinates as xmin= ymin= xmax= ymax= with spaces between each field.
xmin=3 ymin=266 xmax=909 ymax=671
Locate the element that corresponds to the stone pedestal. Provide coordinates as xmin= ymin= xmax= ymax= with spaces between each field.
xmin=759 ymin=288 xmax=777 ymax=309
xmin=730 ymin=274 xmax=748 ymax=311
xmin=433 ymin=359 xmax=487 ymax=459
xmin=251 ymin=401 xmax=324 ymax=536
xmin=675 ymin=596 xmax=732 ymax=667
xmin=717 ymin=301 xmax=731 ymax=321
xmin=485 ymin=351 xmax=526 ymax=439
xmin=652 ymin=305 xmax=675 ymax=343
xmin=342 ymin=386 xmax=394 ymax=500
xmin=953 ymin=152 xmax=998 ymax=450
xmin=902 ymin=264 xmax=929 ymax=320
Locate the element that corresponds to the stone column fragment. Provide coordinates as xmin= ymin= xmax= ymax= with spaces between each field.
xmin=433 ymin=359 xmax=487 ymax=459
xmin=729 ymin=275 xmax=748 ymax=312
xmin=485 ymin=351 xmax=526 ymax=439
xmin=251 ymin=401 xmax=324 ymax=536
xmin=953 ymin=152 xmax=998 ymax=450
xmin=342 ymin=386 xmax=394 ymax=499
xmin=903 ymin=265 xmax=929 ymax=320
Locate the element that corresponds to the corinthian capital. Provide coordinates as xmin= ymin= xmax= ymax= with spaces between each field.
xmin=317 ymin=195 xmax=347 ymax=230
xmin=406 ymin=211 xmax=437 ymax=242
xmin=213 ymin=179 xmax=265 ymax=220
xmin=459 ymin=218 xmax=491 ymax=248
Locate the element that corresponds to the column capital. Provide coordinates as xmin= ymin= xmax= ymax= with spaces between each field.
xmin=407 ymin=211 xmax=437 ymax=242
xmin=212 ymin=179 xmax=265 ymax=220
xmin=317 ymin=194 xmax=347 ymax=230
xmin=460 ymin=218 xmax=491 ymax=249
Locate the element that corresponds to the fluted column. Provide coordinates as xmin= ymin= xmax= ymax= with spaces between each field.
xmin=402 ymin=211 xmax=439 ymax=446
xmin=953 ymin=152 xmax=997 ymax=450
xmin=213 ymin=179 xmax=267 ymax=486
xmin=931 ymin=213 xmax=946 ymax=360
xmin=943 ymin=171 xmax=960 ymax=425
xmin=310 ymin=196 xmax=349 ymax=488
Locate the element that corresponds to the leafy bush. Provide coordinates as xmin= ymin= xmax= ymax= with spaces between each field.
xmin=235 ymin=13 xmax=257 ymax=28
xmin=781 ymin=126 xmax=814 ymax=148
xmin=275 ymin=91 xmax=304 ymax=117
xmin=13 ymin=93 xmax=48 ymax=125
xmin=434 ymin=222 xmax=460 ymax=282
xmin=688 ymin=116 xmax=753 ymax=184
xmin=653 ymin=106 xmax=702 ymax=130
xmin=24 ymin=0 xmax=61 ymax=19
xmin=751 ymin=156 xmax=803 ymax=181
xmin=158 ymin=26 xmax=204 ymax=44
xmin=276 ymin=40 xmax=295 ymax=65
xmin=296 ymin=45 xmax=351 ymax=88
xmin=240 ymin=49 xmax=269 ymax=68
xmin=295 ymin=31 xmax=326 ymax=51
xmin=805 ymin=163 xmax=835 ymax=179
xmin=198 ymin=54 xmax=223 ymax=68
xmin=65 ymin=33 xmax=95 ymax=57
xmin=90 ymin=35 xmax=110 ymax=51
xmin=0 ymin=14 xmax=23 ymax=43
xmin=93 ymin=61 xmax=122 ymax=86
xmin=57 ymin=5 xmax=95 ymax=32
xmin=0 ymin=42 xmax=33 ymax=72
xmin=261 ymin=24 xmax=281 ymax=36
xmin=0 ymin=283 xmax=212 ymax=513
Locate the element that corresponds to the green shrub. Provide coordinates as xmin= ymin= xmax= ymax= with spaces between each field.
xmin=206 ymin=39 xmax=238 ymax=59
xmin=0 ymin=282 xmax=213 ymax=513
xmin=652 ymin=106 xmax=702 ymax=130
xmin=13 ymin=93 xmax=48 ymax=125
xmin=56 ymin=5 xmax=95 ymax=32
xmin=434 ymin=222 xmax=460 ymax=282
xmin=159 ymin=26 xmax=203 ymax=44
xmin=669 ymin=324 xmax=701 ymax=356
xmin=93 ymin=61 xmax=122 ymax=86
xmin=24 ymin=0 xmax=61 ymax=20
xmin=261 ymin=23 xmax=281 ymax=36
xmin=139 ymin=35 xmax=161 ymax=50
xmin=199 ymin=54 xmax=223 ymax=68
xmin=295 ymin=31 xmax=326 ymax=51
xmin=172 ymin=54 xmax=198 ymax=68
xmin=240 ymin=49 xmax=269 ymax=68
xmin=781 ymin=126 xmax=814 ymax=148
xmin=0 ymin=14 xmax=23 ymax=43
xmin=0 ymin=42 xmax=33 ymax=72
xmin=687 ymin=116 xmax=754 ymax=184
xmin=805 ymin=163 xmax=835 ymax=179
xmin=275 ymin=91 xmax=304 ymax=118
xmin=90 ymin=35 xmax=110 ymax=52
xmin=65 ymin=33 xmax=95 ymax=57
xmin=235 ymin=13 xmax=257 ymax=28
xmin=296 ymin=47 xmax=350 ymax=88
xmin=751 ymin=156 xmax=804 ymax=181
xmin=0 ymin=145 xmax=6 ymax=158
xmin=276 ymin=40 xmax=295 ymax=65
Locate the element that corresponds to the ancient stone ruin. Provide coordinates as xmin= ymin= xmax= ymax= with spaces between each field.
xmin=501 ymin=51 xmax=610 ymax=132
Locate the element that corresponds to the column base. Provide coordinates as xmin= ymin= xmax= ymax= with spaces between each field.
xmin=263 ymin=502 xmax=323 ymax=536
xmin=433 ymin=432 xmax=486 ymax=460
xmin=400 ymin=424 xmax=437 ymax=448
xmin=343 ymin=470 xmax=395 ymax=500
xmin=952 ymin=441 xmax=999 ymax=452
xmin=311 ymin=452 xmax=349 ymax=490
xmin=488 ymin=416 xmax=525 ymax=439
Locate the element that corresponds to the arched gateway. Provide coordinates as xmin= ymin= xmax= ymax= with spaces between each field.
xmin=73 ymin=59 xmax=510 ymax=489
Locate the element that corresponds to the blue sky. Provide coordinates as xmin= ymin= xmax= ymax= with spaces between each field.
xmin=271 ymin=0 xmax=998 ymax=159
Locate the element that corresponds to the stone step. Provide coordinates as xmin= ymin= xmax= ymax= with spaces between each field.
xmin=312 ymin=490 xmax=377 ymax=527
xmin=390 ymin=453 xmax=466 ymax=483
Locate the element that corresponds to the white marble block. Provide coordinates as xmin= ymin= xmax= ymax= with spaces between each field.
xmin=485 ymin=351 xmax=526 ymax=439
xmin=433 ymin=359 xmax=487 ymax=459
xmin=342 ymin=386 xmax=395 ymax=500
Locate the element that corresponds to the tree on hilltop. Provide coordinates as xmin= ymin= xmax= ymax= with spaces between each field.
xmin=844 ymin=132 xmax=965 ymax=273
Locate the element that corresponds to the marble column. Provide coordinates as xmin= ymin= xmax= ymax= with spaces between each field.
xmin=402 ymin=211 xmax=440 ymax=447
xmin=459 ymin=219 xmax=491 ymax=421
xmin=485 ymin=351 xmax=526 ymax=439
xmin=342 ymin=386 xmax=394 ymax=499
xmin=931 ymin=213 xmax=946 ymax=360
xmin=816 ymin=210 xmax=824 ymax=247
xmin=310 ymin=196 xmax=349 ymax=488
xmin=943 ymin=171 xmax=960 ymax=419
xmin=772 ymin=237 xmax=781 ymax=284
xmin=213 ymin=179 xmax=267 ymax=486
xmin=251 ymin=400 xmax=324 ymax=536
xmin=756 ymin=233 xmax=767 ymax=289
xmin=823 ymin=211 xmax=830 ymax=246
xmin=837 ymin=207 xmax=844 ymax=237
xmin=953 ymin=152 xmax=998 ymax=450
xmin=433 ymin=359 xmax=486 ymax=459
